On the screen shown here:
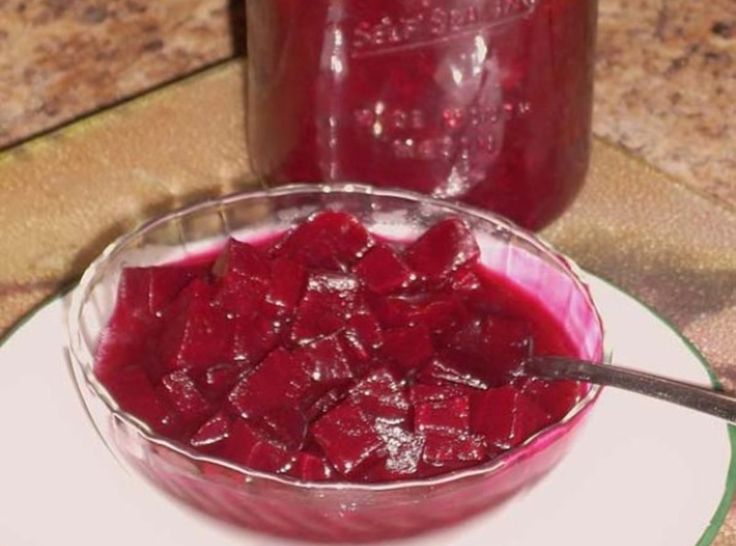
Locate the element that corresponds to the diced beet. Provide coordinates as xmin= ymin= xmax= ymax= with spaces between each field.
xmin=253 ymin=406 xmax=308 ymax=451
xmin=212 ymin=240 xmax=270 ymax=319
xmin=190 ymin=413 xmax=231 ymax=448
xmin=340 ymin=311 xmax=383 ymax=370
xmin=312 ymin=402 xmax=384 ymax=476
xmin=451 ymin=266 xmax=482 ymax=293
xmin=373 ymin=419 xmax=425 ymax=478
xmin=212 ymin=274 xmax=263 ymax=320
xmin=294 ymin=335 xmax=354 ymax=402
xmin=369 ymin=295 xmax=415 ymax=328
xmin=518 ymin=378 xmax=584 ymax=423
xmin=380 ymin=325 xmax=434 ymax=376
xmin=95 ymin=213 xmax=585 ymax=484
xmin=305 ymin=388 xmax=348 ymax=422
xmin=408 ymin=384 xmax=470 ymax=405
xmin=414 ymin=396 xmax=471 ymax=436
xmin=290 ymin=272 xmax=361 ymax=344
xmin=416 ymin=356 xmax=488 ymax=390
xmin=103 ymin=366 xmax=179 ymax=434
xmin=274 ymin=211 xmax=373 ymax=271
xmin=369 ymin=294 xmax=468 ymax=337
xmin=404 ymin=218 xmax=480 ymax=284
xmin=470 ymin=386 xmax=552 ymax=449
xmin=117 ymin=265 xmax=204 ymax=323
xmin=406 ymin=295 xmax=469 ymax=337
xmin=198 ymin=363 xmax=243 ymax=401
xmin=348 ymin=368 xmax=410 ymax=422
xmin=264 ymin=256 xmax=306 ymax=316
xmin=479 ymin=316 xmax=533 ymax=379
xmin=217 ymin=418 xmax=296 ymax=473
xmin=354 ymin=244 xmax=412 ymax=294
xmin=422 ymin=433 xmax=487 ymax=466
xmin=229 ymin=315 xmax=279 ymax=367
xmin=158 ymin=280 xmax=232 ymax=371
xmin=228 ymin=349 xmax=311 ymax=418
xmin=212 ymin=238 xmax=271 ymax=283
xmin=444 ymin=315 xmax=532 ymax=386
xmin=159 ymin=369 xmax=212 ymax=425
xmin=289 ymin=453 xmax=336 ymax=482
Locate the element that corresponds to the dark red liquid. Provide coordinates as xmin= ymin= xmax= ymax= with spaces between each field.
xmin=248 ymin=0 xmax=597 ymax=230
xmin=95 ymin=213 xmax=585 ymax=483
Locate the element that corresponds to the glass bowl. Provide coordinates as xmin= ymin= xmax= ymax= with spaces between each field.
xmin=67 ymin=184 xmax=606 ymax=543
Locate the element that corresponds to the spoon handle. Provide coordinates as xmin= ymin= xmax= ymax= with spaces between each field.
xmin=523 ymin=356 xmax=736 ymax=424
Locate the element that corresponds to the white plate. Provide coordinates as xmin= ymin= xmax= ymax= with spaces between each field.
xmin=0 ymin=276 xmax=733 ymax=546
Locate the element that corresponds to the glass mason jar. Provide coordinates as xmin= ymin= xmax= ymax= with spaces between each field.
xmin=246 ymin=0 xmax=597 ymax=231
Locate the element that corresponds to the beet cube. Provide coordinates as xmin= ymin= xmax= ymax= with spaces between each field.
xmin=374 ymin=419 xmax=425 ymax=477
xmin=470 ymin=386 xmax=552 ymax=449
xmin=416 ymin=356 xmax=488 ymax=390
xmin=348 ymin=368 xmax=410 ymax=422
xmin=253 ymin=406 xmax=308 ymax=451
xmin=445 ymin=315 xmax=532 ymax=386
xmin=369 ymin=295 xmax=415 ymax=328
xmin=305 ymin=388 xmax=348 ymax=422
xmin=354 ymin=244 xmax=412 ymax=294
xmin=422 ymin=433 xmax=487 ymax=466
xmin=414 ymin=396 xmax=471 ymax=436
xmin=217 ymin=418 xmax=296 ymax=473
xmin=290 ymin=272 xmax=361 ymax=344
xmin=228 ymin=349 xmax=311 ymax=418
xmin=264 ymin=256 xmax=306 ymax=316
xmin=404 ymin=218 xmax=480 ymax=284
xmin=117 ymin=265 xmax=204 ymax=323
xmin=158 ymin=280 xmax=232 ymax=371
xmin=159 ymin=369 xmax=212 ymax=424
xmin=479 ymin=316 xmax=533 ymax=380
xmin=408 ymin=295 xmax=469 ymax=337
xmin=211 ymin=240 xmax=270 ymax=319
xmin=380 ymin=325 xmax=434 ymax=375
xmin=409 ymin=383 xmax=470 ymax=405
xmin=451 ymin=266 xmax=482 ymax=293
xmin=294 ymin=335 xmax=354 ymax=401
xmin=312 ymin=402 xmax=384 ymax=476
xmin=212 ymin=238 xmax=271 ymax=284
xmin=190 ymin=413 xmax=231 ymax=448
xmin=340 ymin=311 xmax=383 ymax=369
xmin=198 ymin=363 xmax=243 ymax=402
xmin=288 ymin=453 xmax=336 ymax=482
xmin=229 ymin=314 xmax=279 ymax=367
xmin=274 ymin=211 xmax=373 ymax=271
xmin=103 ymin=366 xmax=179 ymax=434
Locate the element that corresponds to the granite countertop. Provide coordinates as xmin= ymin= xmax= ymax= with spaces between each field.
xmin=1 ymin=0 xmax=735 ymax=208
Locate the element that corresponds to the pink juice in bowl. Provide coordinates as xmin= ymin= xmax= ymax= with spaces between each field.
xmin=247 ymin=0 xmax=598 ymax=230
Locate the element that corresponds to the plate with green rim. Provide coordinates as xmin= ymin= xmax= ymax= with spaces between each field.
xmin=0 ymin=275 xmax=733 ymax=546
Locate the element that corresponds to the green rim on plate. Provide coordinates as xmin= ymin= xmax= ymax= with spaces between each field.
xmin=1 ymin=276 xmax=734 ymax=546
xmin=591 ymin=275 xmax=736 ymax=546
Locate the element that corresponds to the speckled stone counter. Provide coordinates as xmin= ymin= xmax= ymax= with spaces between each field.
xmin=0 ymin=0 xmax=242 ymax=145
xmin=0 ymin=0 xmax=734 ymax=208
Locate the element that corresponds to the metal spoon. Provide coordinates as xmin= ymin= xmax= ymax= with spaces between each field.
xmin=520 ymin=356 xmax=736 ymax=424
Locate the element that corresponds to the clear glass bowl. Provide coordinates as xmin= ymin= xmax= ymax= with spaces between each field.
xmin=67 ymin=184 xmax=606 ymax=543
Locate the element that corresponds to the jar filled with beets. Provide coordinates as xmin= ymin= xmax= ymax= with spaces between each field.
xmin=246 ymin=0 xmax=598 ymax=230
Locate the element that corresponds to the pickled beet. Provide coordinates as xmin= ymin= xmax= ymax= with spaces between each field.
xmin=312 ymin=402 xmax=384 ymax=476
xmin=405 ymin=218 xmax=480 ymax=285
xmin=354 ymin=244 xmax=412 ymax=295
xmin=95 ymin=211 xmax=585 ymax=483
xmin=274 ymin=211 xmax=373 ymax=271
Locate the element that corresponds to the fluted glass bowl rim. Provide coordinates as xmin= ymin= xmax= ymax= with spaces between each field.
xmin=67 ymin=182 xmax=608 ymax=492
